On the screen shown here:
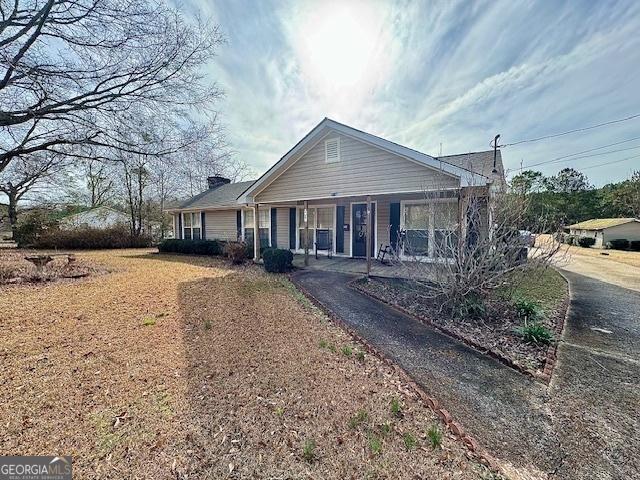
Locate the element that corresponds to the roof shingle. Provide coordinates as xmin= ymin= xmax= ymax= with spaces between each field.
xmin=569 ymin=218 xmax=639 ymax=230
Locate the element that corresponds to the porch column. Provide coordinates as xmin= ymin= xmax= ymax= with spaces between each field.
xmin=253 ymin=203 xmax=260 ymax=261
xmin=304 ymin=200 xmax=309 ymax=266
xmin=366 ymin=195 xmax=372 ymax=277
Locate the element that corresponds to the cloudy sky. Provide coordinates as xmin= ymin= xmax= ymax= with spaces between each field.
xmin=185 ymin=0 xmax=640 ymax=186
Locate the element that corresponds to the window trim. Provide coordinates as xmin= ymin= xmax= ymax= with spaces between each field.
xmin=399 ymin=199 xmax=458 ymax=259
xmin=241 ymin=207 xmax=272 ymax=247
xmin=182 ymin=211 xmax=202 ymax=240
xmin=325 ymin=137 xmax=341 ymax=163
xmin=295 ymin=204 xmax=337 ymax=255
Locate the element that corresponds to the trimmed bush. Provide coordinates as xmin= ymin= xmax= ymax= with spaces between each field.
xmin=577 ymin=237 xmax=596 ymax=248
xmin=262 ymin=248 xmax=293 ymax=273
xmin=630 ymin=240 xmax=640 ymax=252
xmin=607 ymin=238 xmax=629 ymax=250
xmin=158 ymin=239 xmax=223 ymax=255
xmin=223 ymin=241 xmax=249 ymax=264
xmin=32 ymin=225 xmax=152 ymax=249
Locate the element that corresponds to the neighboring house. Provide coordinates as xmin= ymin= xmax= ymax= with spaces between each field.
xmin=166 ymin=118 xmax=505 ymax=261
xmin=568 ymin=218 xmax=640 ymax=247
xmin=60 ymin=206 xmax=130 ymax=229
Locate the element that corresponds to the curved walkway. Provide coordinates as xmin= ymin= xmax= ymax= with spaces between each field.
xmin=290 ymin=269 xmax=640 ymax=479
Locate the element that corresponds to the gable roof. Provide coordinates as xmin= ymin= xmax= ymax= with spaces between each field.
xmin=167 ymin=180 xmax=256 ymax=211
xmin=568 ymin=218 xmax=640 ymax=230
xmin=437 ymin=150 xmax=504 ymax=180
xmin=239 ymin=118 xmax=495 ymax=202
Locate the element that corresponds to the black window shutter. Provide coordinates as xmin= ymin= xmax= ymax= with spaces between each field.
xmin=289 ymin=208 xmax=296 ymax=249
xmin=178 ymin=214 xmax=183 ymax=239
xmin=390 ymin=202 xmax=400 ymax=249
xmin=336 ymin=206 xmax=345 ymax=253
xmin=201 ymin=212 xmax=206 ymax=239
xmin=270 ymin=208 xmax=277 ymax=248
xmin=236 ymin=210 xmax=242 ymax=241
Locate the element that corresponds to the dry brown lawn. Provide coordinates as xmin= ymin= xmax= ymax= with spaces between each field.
xmin=1 ymin=249 xmax=497 ymax=479
xmin=537 ymin=233 xmax=640 ymax=268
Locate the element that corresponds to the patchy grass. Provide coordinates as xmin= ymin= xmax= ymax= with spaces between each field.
xmin=0 ymin=249 xmax=501 ymax=479
xmin=505 ymin=267 xmax=567 ymax=315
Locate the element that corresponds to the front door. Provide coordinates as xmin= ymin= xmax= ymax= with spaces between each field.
xmin=352 ymin=203 xmax=375 ymax=257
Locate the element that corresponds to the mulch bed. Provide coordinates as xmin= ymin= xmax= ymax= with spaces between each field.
xmin=353 ymin=275 xmax=568 ymax=376
xmin=0 ymin=249 xmax=502 ymax=479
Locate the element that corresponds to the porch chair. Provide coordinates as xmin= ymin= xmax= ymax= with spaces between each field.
xmin=315 ymin=229 xmax=333 ymax=259
xmin=376 ymin=243 xmax=392 ymax=264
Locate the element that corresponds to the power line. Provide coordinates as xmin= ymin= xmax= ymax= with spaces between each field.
xmin=523 ymin=143 xmax=640 ymax=169
xmin=579 ymin=153 xmax=640 ymax=171
xmin=501 ymin=113 xmax=640 ymax=147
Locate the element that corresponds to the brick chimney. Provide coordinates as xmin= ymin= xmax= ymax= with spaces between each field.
xmin=207 ymin=176 xmax=231 ymax=189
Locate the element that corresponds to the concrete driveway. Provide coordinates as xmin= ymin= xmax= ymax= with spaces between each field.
xmin=557 ymin=247 xmax=640 ymax=292
xmin=291 ymin=269 xmax=640 ymax=480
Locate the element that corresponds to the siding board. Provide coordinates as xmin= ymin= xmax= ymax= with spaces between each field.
xmin=255 ymin=135 xmax=459 ymax=203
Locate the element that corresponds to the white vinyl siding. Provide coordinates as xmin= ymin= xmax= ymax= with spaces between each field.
xmin=205 ymin=210 xmax=238 ymax=241
xmin=255 ymin=134 xmax=459 ymax=203
xmin=275 ymin=207 xmax=290 ymax=249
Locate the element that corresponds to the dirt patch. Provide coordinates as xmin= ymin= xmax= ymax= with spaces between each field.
xmin=354 ymin=268 xmax=568 ymax=375
xmin=0 ymin=249 xmax=108 ymax=285
xmin=0 ymin=249 xmax=500 ymax=479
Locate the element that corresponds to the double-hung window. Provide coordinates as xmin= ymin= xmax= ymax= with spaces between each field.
xmin=243 ymin=208 xmax=271 ymax=248
xmin=243 ymin=209 xmax=254 ymax=245
xmin=403 ymin=204 xmax=429 ymax=256
xmin=402 ymin=200 xmax=459 ymax=258
xmin=298 ymin=208 xmax=316 ymax=250
xmin=258 ymin=209 xmax=270 ymax=248
xmin=182 ymin=212 xmax=201 ymax=240
xmin=433 ymin=202 xmax=458 ymax=257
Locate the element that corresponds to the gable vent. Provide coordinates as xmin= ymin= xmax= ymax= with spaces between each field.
xmin=325 ymin=137 xmax=340 ymax=163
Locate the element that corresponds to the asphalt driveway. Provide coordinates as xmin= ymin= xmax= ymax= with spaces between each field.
xmin=550 ymin=271 xmax=640 ymax=480
xmin=291 ymin=269 xmax=640 ymax=480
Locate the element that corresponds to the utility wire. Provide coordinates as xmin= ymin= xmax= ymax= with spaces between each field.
xmin=501 ymin=113 xmax=640 ymax=147
xmin=579 ymin=153 xmax=640 ymax=171
xmin=523 ymin=143 xmax=640 ymax=169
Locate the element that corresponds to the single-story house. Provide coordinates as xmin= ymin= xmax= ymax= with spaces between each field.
xmin=60 ymin=206 xmax=130 ymax=229
xmin=166 ymin=118 xmax=505 ymax=262
xmin=60 ymin=206 xmax=167 ymax=238
xmin=568 ymin=218 xmax=640 ymax=247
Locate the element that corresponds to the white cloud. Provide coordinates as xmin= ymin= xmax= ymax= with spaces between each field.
xmin=188 ymin=0 xmax=640 ymax=185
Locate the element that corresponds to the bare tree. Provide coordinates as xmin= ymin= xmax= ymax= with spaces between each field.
xmin=0 ymin=151 xmax=69 ymax=236
xmin=390 ymin=177 xmax=565 ymax=320
xmin=0 ymin=0 xmax=224 ymax=171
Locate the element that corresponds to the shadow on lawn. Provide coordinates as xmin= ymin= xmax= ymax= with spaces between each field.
xmin=172 ymin=271 xmax=294 ymax=478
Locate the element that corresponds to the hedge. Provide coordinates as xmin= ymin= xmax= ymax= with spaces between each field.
xmin=630 ymin=240 xmax=640 ymax=251
xmin=577 ymin=237 xmax=596 ymax=248
xmin=158 ymin=239 xmax=223 ymax=255
xmin=262 ymin=248 xmax=293 ymax=273
xmin=32 ymin=226 xmax=152 ymax=249
xmin=607 ymin=238 xmax=629 ymax=250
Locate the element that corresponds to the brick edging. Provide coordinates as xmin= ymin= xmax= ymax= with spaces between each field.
xmin=287 ymin=273 xmax=505 ymax=476
xmin=349 ymin=271 xmax=570 ymax=385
